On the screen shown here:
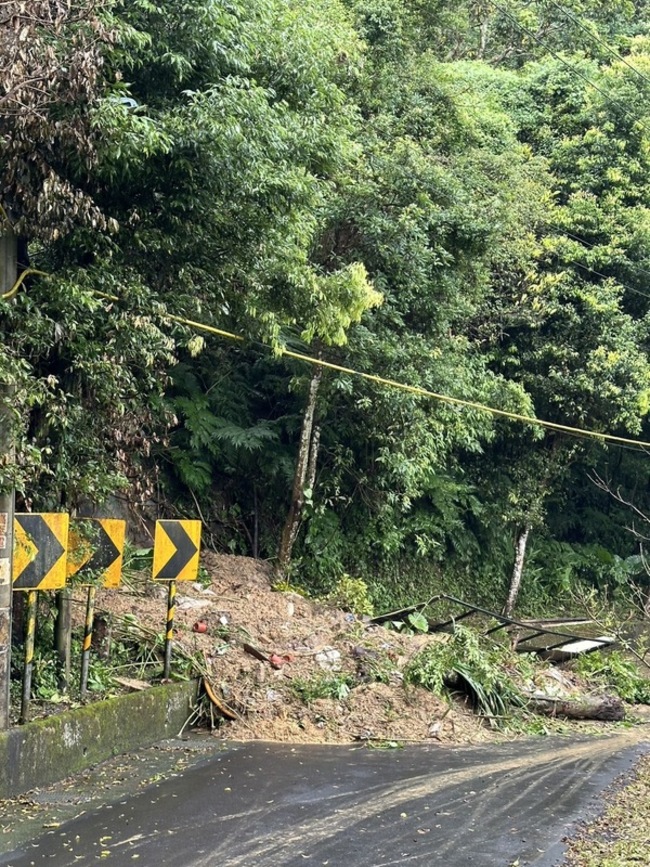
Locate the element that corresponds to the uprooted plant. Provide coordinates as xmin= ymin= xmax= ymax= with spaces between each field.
xmin=404 ymin=625 xmax=528 ymax=727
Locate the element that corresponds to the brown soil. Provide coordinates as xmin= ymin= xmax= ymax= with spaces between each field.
xmin=83 ymin=553 xmax=616 ymax=746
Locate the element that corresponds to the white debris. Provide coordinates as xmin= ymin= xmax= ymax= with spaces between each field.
xmin=315 ymin=648 xmax=342 ymax=671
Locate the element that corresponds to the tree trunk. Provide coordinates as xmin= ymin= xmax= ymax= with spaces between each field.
xmin=503 ymin=524 xmax=531 ymax=617
xmin=526 ymin=693 xmax=625 ymax=722
xmin=478 ymin=18 xmax=490 ymax=59
xmin=276 ymin=367 xmax=322 ymax=580
xmin=0 ymin=229 xmax=17 ymax=730
xmin=446 ymin=672 xmax=625 ymax=721
xmin=306 ymin=425 xmax=321 ymax=496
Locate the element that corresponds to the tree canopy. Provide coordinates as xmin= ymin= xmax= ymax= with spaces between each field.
xmin=3 ymin=0 xmax=650 ymax=614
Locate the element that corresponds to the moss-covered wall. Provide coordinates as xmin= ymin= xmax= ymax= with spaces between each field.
xmin=0 ymin=681 xmax=198 ymax=798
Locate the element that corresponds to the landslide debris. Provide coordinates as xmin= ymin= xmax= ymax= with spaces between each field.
xmin=91 ymin=552 xmax=494 ymax=744
xmin=89 ymin=552 xmax=641 ymax=745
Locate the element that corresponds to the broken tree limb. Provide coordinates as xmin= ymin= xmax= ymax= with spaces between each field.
xmin=524 ymin=693 xmax=625 ymax=721
xmin=242 ymin=642 xmax=268 ymax=663
xmin=203 ymin=678 xmax=238 ymax=721
xmin=444 ymin=671 xmax=625 ymax=721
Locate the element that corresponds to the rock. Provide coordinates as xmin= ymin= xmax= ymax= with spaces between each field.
xmin=315 ymin=648 xmax=342 ymax=671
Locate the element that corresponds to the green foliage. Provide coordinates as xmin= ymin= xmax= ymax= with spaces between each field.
xmin=85 ymin=656 xmax=119 ymax=695
xmin=574 ymin=650 xmax=650 ymax=704
xmin=31 ymin=647 xmax=64 ymax=703
xmin=122 ymin=545 xmax=154 ymax=576
xmin=290 ymin=673 xmax=355 ymax=703
xmin=2 ymin=0 xmax=377 ymax=509
xmin=325 ymin=575 xmax=374 ymax=615
xmin=271 ymin=580 xmax=308 ymax=596
xmin=6 ymin=0 xmax=650 ymax=624
xmin=405 ymin=626 xmax=526 ymax=724
xmin=406 ymin=611 xmax=429 ymax=633
xmin=385 ymin=612 xmax=429 ymax=634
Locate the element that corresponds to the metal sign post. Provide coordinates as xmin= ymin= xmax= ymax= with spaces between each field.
xmin=67 ymin=518 xmax=125 ymax=697
xmin=19 ymin=590 xmax=37 ymax=724
xmin=163 ymin=580 xmax=176 ymax=680
xmin=152 ymin=520 xmax=202 ymax=680
xmin=0 ymin=502 xmax=13 ymax=730
xmin=80 ymin=585 xmax=96 ymax=699
xmin=13 ymin=513 xmax=69 ymax=723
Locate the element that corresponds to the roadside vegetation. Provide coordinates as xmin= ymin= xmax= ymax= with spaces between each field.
xmin=4 ymin=5 xmax=650 ymax=857
xmin=4 ymin=1 xmax=650 ymax=622
xmin=14 ymin=553 xmax=650 ymax=748
xmin=563 ymin=753 xmax=650 ymax=867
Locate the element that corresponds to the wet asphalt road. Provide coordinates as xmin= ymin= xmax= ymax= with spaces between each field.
xmin=1 ymin=732 xmax=647 ymax=867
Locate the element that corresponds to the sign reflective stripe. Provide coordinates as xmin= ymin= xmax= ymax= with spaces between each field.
xmin=152 ymin=520 xmax=201 ymax=582
xmin=13 ymin=514 xmax=69 ymax=591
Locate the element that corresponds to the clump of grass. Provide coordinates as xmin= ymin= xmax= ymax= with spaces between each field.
xmin=290 ymin=673 xmax=355 ymax=704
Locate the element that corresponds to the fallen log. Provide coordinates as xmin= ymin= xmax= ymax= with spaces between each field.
xmin=525 ymin=693 xmax=625 ymax=721
xmin=444 ymin=672 xmax=625 ymax=722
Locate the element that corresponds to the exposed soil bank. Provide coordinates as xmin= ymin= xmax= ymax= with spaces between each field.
xmin=91 ymin=552 xmax=647 ymax=746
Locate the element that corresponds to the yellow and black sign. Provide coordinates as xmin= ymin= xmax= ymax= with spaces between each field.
xmin=67 ymin=518 xmax=126 ymax=589
xmin=152 ymin=520 xmax=201 ymax=582
xmin=13 ymin=513 xmax=69 ymax=591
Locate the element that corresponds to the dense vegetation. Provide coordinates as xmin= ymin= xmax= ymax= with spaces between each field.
xmin=4 ymin=0 xmax=650 ymax=615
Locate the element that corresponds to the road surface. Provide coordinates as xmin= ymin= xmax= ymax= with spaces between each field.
xmin=0 ymin=731 xmax=647 ymax=866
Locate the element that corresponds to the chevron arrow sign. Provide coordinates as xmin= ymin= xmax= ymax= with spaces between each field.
xmin=152 ymin=520 xmax=201 ymax=582
xmin=67 ymin=518 xmax=126 ymax=588
xmin=13 ymin=513 xmax=69 ymax=591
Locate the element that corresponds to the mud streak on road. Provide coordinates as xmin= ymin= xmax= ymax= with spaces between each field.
xmin=1 ymin=730 xmax=647 ymax=867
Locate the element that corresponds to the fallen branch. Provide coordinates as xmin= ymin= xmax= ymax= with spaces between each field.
xmin=203 ymin=677 xmax=238 ymax=721
xmin=242 ymin=642 xmax=268 ymax=662
xmin=445 ymin=671 xmax=625 ymax=722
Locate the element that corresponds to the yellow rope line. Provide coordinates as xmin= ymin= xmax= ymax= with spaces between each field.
xmin=163 ymin=308 xmax=650 ymax=451
xmin=0 ymin=268 xmax=50 ymax=301
xmin=14 ymin=287 xmax=650 ymax=450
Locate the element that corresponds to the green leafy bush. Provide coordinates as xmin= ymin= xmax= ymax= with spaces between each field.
xmin=325 ymin=575 xmax=374 ymax=616
xmin=575 ymin=651 xmax=650 ymax=705
xmin=405 ymin=626 xmax=525 ymax=724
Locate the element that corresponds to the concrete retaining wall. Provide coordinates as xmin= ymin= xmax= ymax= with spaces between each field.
xmin=0 ymin=680 xmax=198 ymax=799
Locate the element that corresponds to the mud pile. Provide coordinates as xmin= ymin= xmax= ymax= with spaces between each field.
xmin=94 ymin=552 xmax=494 ymax=745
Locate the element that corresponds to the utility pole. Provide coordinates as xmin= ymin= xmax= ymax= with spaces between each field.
xmin=0 ymin=228 xmax=16 ymax=730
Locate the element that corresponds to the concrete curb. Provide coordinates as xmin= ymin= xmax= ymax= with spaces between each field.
xmin=0 ymin=680 xmax=198 ymax=799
